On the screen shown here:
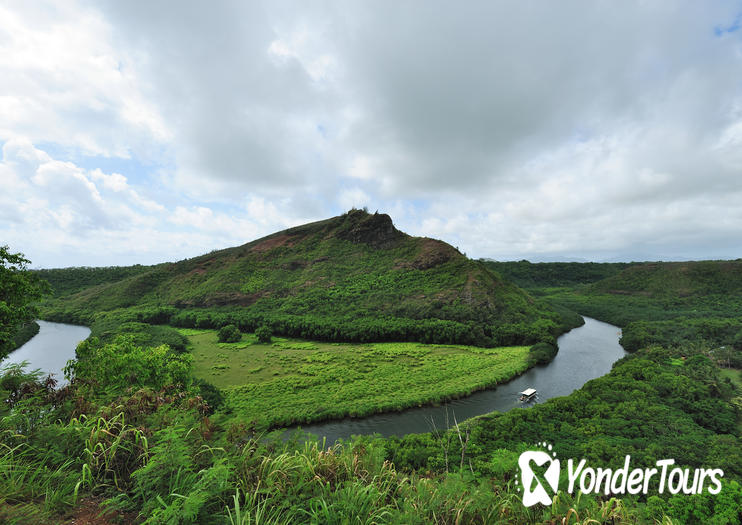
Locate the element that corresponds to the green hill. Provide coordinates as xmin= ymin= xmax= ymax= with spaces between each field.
xmin=41 ymin=209 xmax=575 ymax=346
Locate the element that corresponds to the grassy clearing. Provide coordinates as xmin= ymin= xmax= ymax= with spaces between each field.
xmin=181 ymin=328 xmax=531 ymax=429
xmin=720 ymin=367 xmax=742 ymax=390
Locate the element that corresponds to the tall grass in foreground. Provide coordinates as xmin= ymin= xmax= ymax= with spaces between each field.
xmin=0 ymin=438 xmax=78 ymax=516
xmin=0 ymin=410 xmax=702 ymax=524
xmin=97 ymin=420 xmax=666 ymax=524
xmin=2 ymin=356 xmax=728 ymax=524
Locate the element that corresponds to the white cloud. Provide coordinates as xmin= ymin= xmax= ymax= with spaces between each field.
xmin=3 ymin=1 xmax=742 ymax=265
xmin=347 ymin=155 xmax=375 ymax=181
xmin=0 ymin=1 xmax=169 ymax=157
xmin=90 ymin=170 xmax=128 ymax=192
xmin=337 ymin=188 xmax=370 ymax=211
xmin=0 ymin=140 xmax=243 ymax=265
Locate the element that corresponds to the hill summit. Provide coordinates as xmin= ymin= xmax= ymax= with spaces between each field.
xmin=42 ymin=210 xmax=571 ymax=346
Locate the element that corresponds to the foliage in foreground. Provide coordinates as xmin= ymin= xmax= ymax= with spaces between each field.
xmin=2 ymin=330 xmax=741 ymax=523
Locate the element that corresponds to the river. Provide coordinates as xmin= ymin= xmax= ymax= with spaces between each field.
xmin=295 ymin=316 xmax=625 ymax=442
xmin=3 ymin=317 xmax=624 ymax=441
xmin=2 ymin=320 xmax=90 ymax=385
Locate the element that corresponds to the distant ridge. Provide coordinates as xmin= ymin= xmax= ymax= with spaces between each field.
xmin=590 ymin=260 xmax=742 ymax=297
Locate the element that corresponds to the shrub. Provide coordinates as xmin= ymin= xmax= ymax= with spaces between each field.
xmin=67 ymin=337 xmax=192 ymax=397
xmin=116 ymin=322 xmax=189 ymax=353
xmin=193 ymin=378 xmax=224 ymax=413
xmin=255 ymin=325 xmax=272 ymax=344
xmin=217 ymin=324 xmax=241 ymax=343
xmin=528 ymin=341 xmax=558 ymax=365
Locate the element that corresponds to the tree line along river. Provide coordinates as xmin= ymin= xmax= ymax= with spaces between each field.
xmin=4 ymin=317 xmax=625 ymax=443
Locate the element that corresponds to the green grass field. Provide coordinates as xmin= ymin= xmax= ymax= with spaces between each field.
xmin=720 ymin=367 xmax=742 ymax=390
xmin=181 ymin=328 xmax=531 ymax=429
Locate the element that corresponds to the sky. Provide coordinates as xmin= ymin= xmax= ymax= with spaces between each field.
xmin=2 ymin=1 xmax=742 ymax=268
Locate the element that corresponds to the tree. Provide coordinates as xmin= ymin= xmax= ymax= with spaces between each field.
xmin=217 ymin=324 xmax=241 ymax=343
xmin=0 ymin=246 xmax=49 ymax=360
xmin=255 ymin=325 xmax=272 ymax=344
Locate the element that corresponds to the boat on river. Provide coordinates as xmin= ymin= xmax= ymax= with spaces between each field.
xmin=519 ymin=388 xmax=537 ymax=402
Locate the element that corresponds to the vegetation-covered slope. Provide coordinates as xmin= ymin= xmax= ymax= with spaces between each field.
xmin=34 ymin=264 xmax=153 ymax=298
xmin=589 ymin=260 xmax=742 ymax=297
xmin=518 ymin=260 xmax=742 ymax=361
xmin=5 ymin=336 xmax=740 ymax=524
xmin=482 ymin=260 xmax=629 ymax=289
xmin=388 ymin=343 xmax=742 ymax=524
xmin=41 ymin=210 xmax=575 ymax=346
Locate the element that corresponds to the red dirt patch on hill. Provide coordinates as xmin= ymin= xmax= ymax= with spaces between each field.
xmin=251 ymin=234 xmax=296 ymax=253
xmin=395 ymin=238 xmax=457 ymax=270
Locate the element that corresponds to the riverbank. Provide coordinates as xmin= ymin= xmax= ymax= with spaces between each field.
xmin=9 ymin=321 xmax=40 ymax=351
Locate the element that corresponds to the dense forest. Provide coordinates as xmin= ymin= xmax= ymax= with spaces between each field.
xmin=1 ymin=233 xmax=741 ymax=522
xmin=482 ymin=260 xmax=630 ymax=289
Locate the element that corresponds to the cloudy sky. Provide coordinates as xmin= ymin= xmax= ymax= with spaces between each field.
xmin=2 ymin=1 xmax=742 ymax=268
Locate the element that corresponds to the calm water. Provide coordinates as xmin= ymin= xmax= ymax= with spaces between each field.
xmin=294 ymin=317 xmax=625 ymax=443
xmin=3 ymin=317 xmax=625 ymax=441
xmin=2 ymin=320 xmax=90 ymax=385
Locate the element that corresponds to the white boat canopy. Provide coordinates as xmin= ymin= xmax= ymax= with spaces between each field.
xmin=520 ymin=388 xmax=537 ymax=396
